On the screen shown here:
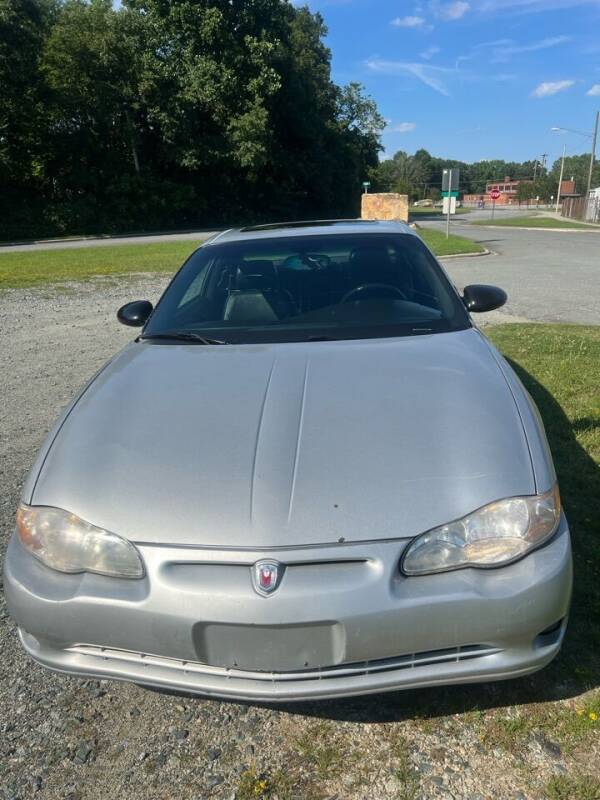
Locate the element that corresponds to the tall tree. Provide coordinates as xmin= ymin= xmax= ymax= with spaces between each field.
xmin=1 ymin=0 xmax=384 ymax=238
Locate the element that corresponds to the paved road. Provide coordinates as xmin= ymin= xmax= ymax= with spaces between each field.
xmin=3 ymin=214 xmax=599 ymax=324
xmin=0 ymin=229 xmax=220 ymax=253
xmin=428 ymin=217 xmax=600 ymax=325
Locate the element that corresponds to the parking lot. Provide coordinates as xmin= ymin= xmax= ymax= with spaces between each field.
xmin=424 ymin=217 xmax=600 ymax=326
xmin=1 ymin=249 xmax=598 ymax=799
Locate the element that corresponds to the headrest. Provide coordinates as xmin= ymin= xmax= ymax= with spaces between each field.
xmin=350 ymin=246 xmax=392 ymax=268
xmin=239 ymin=260 xmax=276 ymax=278
xmin=236 ymin=260 xmax=277 ymax=290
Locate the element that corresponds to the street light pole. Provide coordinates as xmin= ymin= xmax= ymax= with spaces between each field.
xmin=587 ymin=110 xmax=599 ymax=195
xmin=556 ymin=143 xmax=566 ymax=214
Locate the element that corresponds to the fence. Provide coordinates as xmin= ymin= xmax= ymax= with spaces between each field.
xmin=562 ymin=193 xmax=600 ymax=224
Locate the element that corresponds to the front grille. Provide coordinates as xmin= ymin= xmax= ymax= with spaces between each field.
xmin=66 ymin=643 xmax=501 ymax=683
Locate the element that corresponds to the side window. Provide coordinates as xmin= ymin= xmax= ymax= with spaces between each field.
xmin=178 ymin=262 xmax=211 ymax=308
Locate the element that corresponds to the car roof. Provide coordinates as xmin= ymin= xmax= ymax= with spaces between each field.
xmin=204 ymin=219 xmax=416 ymax=246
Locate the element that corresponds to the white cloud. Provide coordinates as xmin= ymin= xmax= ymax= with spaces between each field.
xmin=491 ymin=35 xmax=570 ymax=62
xmin=438 ymin=1 xmax=470 ymax=19
xmin=587 ymin=84 xmax=600 ymax=96
xmin=389 ymin=122 xmax=417 ymax=133
xmin=366 ymin=59 xmax=454 ymax=96
xmin=391 ymin=15 xmax=426 ymax=27
xmin=531 ymin=80 xmax=575 ymax=97
xmin=479 ymin=0 xmax=598 ymax=12
xmin=420 ymin=45 xmax=441 ymax=59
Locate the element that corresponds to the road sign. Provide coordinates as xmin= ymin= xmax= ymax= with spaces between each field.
xmin=489 ymin=189 xmax=501 ymax=201
xmin=443 ymin=196 xmax=457 ymax=215
xmin=442 ymin=168 xmax=459 ymax=238
xmin=442 ymin=169 xmax=460 ymax=193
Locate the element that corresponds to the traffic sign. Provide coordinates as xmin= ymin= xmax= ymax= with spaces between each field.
xmin=442 ymin=169 xmax=460 ymax=192
xmin=489 ymin=189 xmax=501 ymax=201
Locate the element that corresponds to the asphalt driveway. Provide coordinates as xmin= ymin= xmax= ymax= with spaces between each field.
xmin=426 ymin=217 xmax=600 ymax=325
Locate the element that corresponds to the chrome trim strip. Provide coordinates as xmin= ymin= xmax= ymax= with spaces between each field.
xmin=66 ymin=643 xmax=502 ymax=684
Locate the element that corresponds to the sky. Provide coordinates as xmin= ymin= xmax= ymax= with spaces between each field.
xmin=293 ymin=0 xmax=600 ymax=165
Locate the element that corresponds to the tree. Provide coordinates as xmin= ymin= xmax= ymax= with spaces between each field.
xmin=0 ymin=0 xmax=55 ymax=183
xmin=516 ymin=181 xmax=535 ymax=205
xmin=550 ymin=153 xmax=600 ymax=194
xmin=0 ymin=0 xmax=57 ymax=237
xmin=0 ymin=0 xmax=384 ymax=238
xmin=371 ymin=151 xmax=430 ymax=199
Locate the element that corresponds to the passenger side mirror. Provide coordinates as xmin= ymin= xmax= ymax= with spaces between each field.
xmin=117 ymin=300 xmax=153 ymax=327
xmin=462 ymin=284 xmax=507 ymax=314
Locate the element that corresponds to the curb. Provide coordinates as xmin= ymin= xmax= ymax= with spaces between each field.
xmin=0 ymin=227 xmax=224 ymax=249
xmin=437 ymin=247 xmax=492 ymax=260
xmin=470 ymin=224 xmax=600 ymax=234
xmin=411 ymin=222 xmax=493 ymax=259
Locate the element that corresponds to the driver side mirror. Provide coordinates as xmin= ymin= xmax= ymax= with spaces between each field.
xmin=462 ymin=284 xmax=507 ymax=313
xmin=117 ymin=300 xmax=153 ymax=327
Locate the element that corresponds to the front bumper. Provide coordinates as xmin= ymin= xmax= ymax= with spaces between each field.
xmin=4 ymin=519 xmax=573 ymax=702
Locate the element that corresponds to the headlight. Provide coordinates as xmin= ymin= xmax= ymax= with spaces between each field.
xmin=401 ymin=485 xmax=561 ymax=576
xmin=16 ymin=504 xmax=144 ymax=579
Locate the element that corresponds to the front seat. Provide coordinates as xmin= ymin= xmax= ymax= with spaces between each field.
xmin=224 ymin=260 xmax=297 ymax=324
xmin=349 ymin=246 xmax=396 ymax=287
xmin=348 ymin=246 xmax=415 ymax=299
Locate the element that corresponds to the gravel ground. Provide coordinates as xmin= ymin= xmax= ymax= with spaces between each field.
xmin=0 ymin=277 xmax=597 ymax=800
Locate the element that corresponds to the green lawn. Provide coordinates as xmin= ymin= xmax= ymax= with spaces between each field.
xmin=418 ymin=226 xmax=485 ymax=256
xmin=0 ymin=229 xmax=484 ymax=288
xmin=483 ymin=324 xmax=600 ymax=752
xmin=0 ymin=240 xmax=204 ymax=289
xmin=372 ymin=324 xmax=600 ymax=781
xmin=409 ymin=206 xmax=473 ymax=220
xmin=474 ymin=215 xmax=599 ymax=230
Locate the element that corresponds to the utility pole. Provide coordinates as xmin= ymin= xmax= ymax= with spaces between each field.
xmin=534 ymin=154 xmax=547 ymax=180
xmin=586 ymin=110 xmax=599 ymax=195
xmin=446 ymin=169 xmax=453 ymax=239
xmin=556 ymin=143 xmax=566 ymax=214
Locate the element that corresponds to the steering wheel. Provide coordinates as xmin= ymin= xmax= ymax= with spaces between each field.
xmin=341 ymin=283 xmax=407 ymax=304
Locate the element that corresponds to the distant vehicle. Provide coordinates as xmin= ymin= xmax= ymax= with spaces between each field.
xmin=5 ymin=220 xmax=572 ymax=702
xmin=413 ymin=199 xmax=433 ymax=207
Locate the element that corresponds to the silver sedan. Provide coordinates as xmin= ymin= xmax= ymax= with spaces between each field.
xmin=4 ymin=220 xmax=572 ymax=702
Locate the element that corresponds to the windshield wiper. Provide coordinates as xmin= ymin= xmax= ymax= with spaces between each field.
xmin=141 ymin=331 xmax=229 ymax=345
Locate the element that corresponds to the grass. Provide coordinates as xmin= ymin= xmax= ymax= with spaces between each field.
xmin=294 ymin=721 xmax=349 ymax=781
xmin=390 ymin=736 xmax=420 ymax=800
xmin=417 ymin=226 xmax=485 ymax=256
xmin=366 ymin=325 xmax=600 ymax=771
xmin=0 ymin=228 xmax=484 ymax=289
xmin=475 ymin=325 xmax=600 ymax=761
xmin=544 ymin=774 xmax=600 ymax=800
xmin=473 ymin=215 xmax=599 ymax=230
xmin=0 ymin=240 xmax=204 ymax=289
xmin=236 ymin=768 xmax=293 ymax=800
xmin=488 ymin=325 xmax=600 ymax=676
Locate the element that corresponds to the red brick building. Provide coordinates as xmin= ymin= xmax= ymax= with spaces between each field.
xmin=463 ymin=176 xmax=526 ymax=206
xmin=464 ymin=176 xmax=580 ymax=206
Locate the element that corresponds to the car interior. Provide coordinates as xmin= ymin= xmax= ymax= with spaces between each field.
xmin=171 ymin=238 xmax=449 ymax=329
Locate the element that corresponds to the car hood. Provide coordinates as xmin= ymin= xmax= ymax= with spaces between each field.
xmin=30 ymin=329 xmax=535 ymax=548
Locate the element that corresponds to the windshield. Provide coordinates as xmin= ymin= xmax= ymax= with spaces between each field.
xmin=144 ymin=233 xmax=470 ymax=344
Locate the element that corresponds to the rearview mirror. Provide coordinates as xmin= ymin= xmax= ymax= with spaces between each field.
xmin=117 ymin=300 xmax=153 ymax=327
xmin=462 ymin=284 xmax=507 ymax=314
